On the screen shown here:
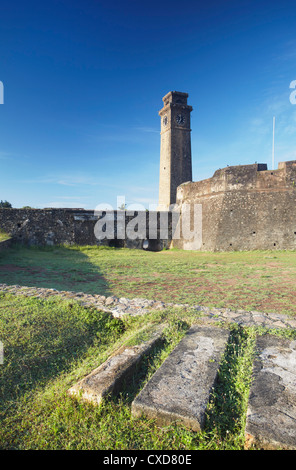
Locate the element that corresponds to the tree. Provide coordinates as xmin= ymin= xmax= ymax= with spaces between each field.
xmin=0 ymin=200 xmax=12 ymax=208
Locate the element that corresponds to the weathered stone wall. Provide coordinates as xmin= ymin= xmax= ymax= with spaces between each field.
xmin=0 ymin=208 xmax=76 ymax=246
xmin=2 ymin=161 xmax=296 ymax=252
xmin=174 ymin=161 xmax=296 ymax=251
xmin=0 ymin=208 xmax=173 ymax=250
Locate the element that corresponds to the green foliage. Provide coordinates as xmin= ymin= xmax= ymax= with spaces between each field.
xmin=0 ymin=229 xmax=10 ymax=241
xmin=0 ymin=200 xmax=12 ymax=208
xmin=205 ymin=326 xmax=256 ymax=447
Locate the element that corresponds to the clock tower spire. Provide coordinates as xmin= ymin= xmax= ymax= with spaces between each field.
xmin=157 ymin=91 xmax=193 ymax=210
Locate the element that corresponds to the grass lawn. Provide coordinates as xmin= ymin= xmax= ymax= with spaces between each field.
xmin=0 ymin=244 xmax=296 ymax=316
xmin=1 ymin=245 xmax=296 ymax=450
xmin=0 ymin=291 xmax=264 ymax=450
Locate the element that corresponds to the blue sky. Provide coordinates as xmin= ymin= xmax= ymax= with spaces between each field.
xmin=1 ymin=0 xmax=296 ymax=209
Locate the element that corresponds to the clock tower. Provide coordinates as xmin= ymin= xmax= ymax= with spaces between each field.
xmin=157 ymin=91 xmax=193 ymax=210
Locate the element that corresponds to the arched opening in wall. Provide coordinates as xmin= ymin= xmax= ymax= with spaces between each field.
xmin=108 ymin=239 xmax=124 ymax=248
xmin=142 ymin=239 xmax=162 ymax=252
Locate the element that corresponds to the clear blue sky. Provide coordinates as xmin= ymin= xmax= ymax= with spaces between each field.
xmin=1 ymin=0 xmax=296 ymax=209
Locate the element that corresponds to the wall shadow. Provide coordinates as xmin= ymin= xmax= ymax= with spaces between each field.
xmin=0 ymin=244 xmax=113 ymax=297
xmin=0 ymin=245 xmax=130 ymax=442
xmin=0 ymin=292 xmax=125 ymax=428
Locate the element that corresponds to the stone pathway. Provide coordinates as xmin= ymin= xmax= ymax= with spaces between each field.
xmin=1 ymin=282 xmax=296 ymax=331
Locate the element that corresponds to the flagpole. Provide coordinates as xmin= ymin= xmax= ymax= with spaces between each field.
xmin=272 ymin=116 xmax=275 ymax=170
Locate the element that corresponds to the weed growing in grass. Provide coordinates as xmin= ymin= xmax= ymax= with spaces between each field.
xmin=204 ymin=326 xmax=256 ymax=449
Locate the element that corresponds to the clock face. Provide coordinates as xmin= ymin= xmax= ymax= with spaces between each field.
xmin=163 ymin=115 xmax=168 ymax=127
xmin=176 ymin=114 xmax=185 ymax=125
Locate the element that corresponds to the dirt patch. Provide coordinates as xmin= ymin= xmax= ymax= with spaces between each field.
xmin=0 ymin=264 xmax=47 ymax=274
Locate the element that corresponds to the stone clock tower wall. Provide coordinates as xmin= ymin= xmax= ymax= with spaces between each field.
xmin=157 ymin=91 xmax=193 ymax=210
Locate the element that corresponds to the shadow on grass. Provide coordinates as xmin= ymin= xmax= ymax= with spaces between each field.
xmin=0 ymin=244 xmax=121 ymax=413
xmin=0 ymin=243 xmax=113 ymax=296
xmin=0 ymin=292 xmax=125 ymax=413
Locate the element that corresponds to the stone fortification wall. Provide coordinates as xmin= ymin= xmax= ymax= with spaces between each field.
xmin=2 ymin=161 xmax=296 ymax=252
xmin=174 ymin=161 xmax=296 ymax=251
xmin=0 ymin=208 xmax=172 ymax=250
xmin=0 ymin=208 xmax=77 ymax=246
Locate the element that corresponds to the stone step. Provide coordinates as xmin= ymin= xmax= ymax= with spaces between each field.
xmin=131 ymin=326 xmax=230 ymax=432
xmin=68 ymin=324 xmax=165 ymax=405
xmin=245 ymin=334 xmax=296 ymax=450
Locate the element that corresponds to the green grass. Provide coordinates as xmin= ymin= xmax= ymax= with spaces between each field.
xmin=1 ymin=244 xmax=296 ymax=316
xmin=0 ymin=230 xmax=10 ymax=242
xmin=0 ymin=292 xmax=264 ymax=450
xmin=1 ymin=245 xmax=296 ymax=449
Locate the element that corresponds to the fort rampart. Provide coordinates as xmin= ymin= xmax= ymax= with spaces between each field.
xmin=174 ymin=160 xmax=296 ymax=251
xmin=1 ymin=161 xmax=296 ymax=252
xmin=0 ymin=208 xmax=172 ymax=250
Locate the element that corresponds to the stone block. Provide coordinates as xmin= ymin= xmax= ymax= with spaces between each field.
xmin=245 ymin=334 xmax=296 ymax=450
xmin=131 ymin=326 xmax=230 ymax=431
xmin=68 ymin=325 xmax=165 ymax=405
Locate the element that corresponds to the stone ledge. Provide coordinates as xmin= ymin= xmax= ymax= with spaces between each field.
xmin=245 ymin=334 xmax=296 ymax=450
xmin=131 ymin=326 xmax=230 ymax=431
xmin=68 ymin=324 xmax=165 ymax=405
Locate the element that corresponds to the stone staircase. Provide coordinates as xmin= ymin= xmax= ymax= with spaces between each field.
xmin=68 ymin=323 xmax=296 ymax=450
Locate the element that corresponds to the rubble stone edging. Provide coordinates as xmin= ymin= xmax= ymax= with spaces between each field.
xmin=1 ymin=282 xmax=296 ymax=331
